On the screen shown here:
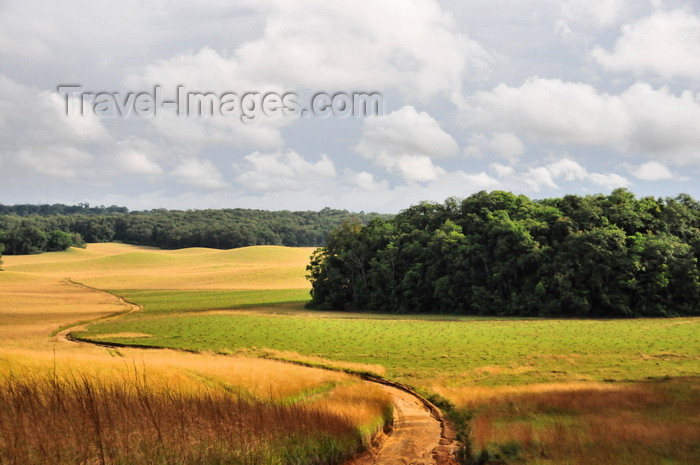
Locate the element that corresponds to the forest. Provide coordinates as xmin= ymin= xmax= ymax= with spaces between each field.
xmin=0 ymin=204 xmax=387 ymax=255
xmin=306 ymin=189 xmax=700 ymax=318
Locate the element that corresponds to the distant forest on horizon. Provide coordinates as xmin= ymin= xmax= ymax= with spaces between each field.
xmin=0 ymin=203 xmax=389 ymax=254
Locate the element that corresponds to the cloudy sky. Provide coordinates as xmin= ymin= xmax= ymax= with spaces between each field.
xmin=1 ymin=0 xmax=699 ymax=212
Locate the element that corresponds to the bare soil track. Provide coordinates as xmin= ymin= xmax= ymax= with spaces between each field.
xmin=349 ymin=378 xmax=459 ymax=465
xmin=53 ymin=279 xmax=142 ymax=343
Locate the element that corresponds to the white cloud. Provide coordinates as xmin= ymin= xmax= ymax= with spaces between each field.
xmin=358 ymin=106 xmax=459 ymax=159
xmin=377 ymin=154 xmax=446 ymax=183
xmin=465 ymin=77 xmax=630 ymax=148
xmin=232 ymin=0 xmax=492 ymax=101
xmin=0 ymin=1 xmax=264 ymax=84
xmin=237 ymin=150 xmax=336 ymax=191
xmin=112 ymin=138 xmax=164 ymax=176
xmin=0 ymin=75 xmax=112 ymax=182
xmin=620 ymin=84 xmax=700 ymax=158
xmin=464 ymin=77 xmax=700 ymax=163
xmin=524 ymin=167 xmax=558 ymax=191
xmin=0 ymin=75 xmax=110 ymax=148
xmin=560 ymin=0 xmax=627 ymax=27
xmin=546 ymin=158 xmax=589 ymax=181
xmin=356 ymin=105 xmax=458 ymax=182
xmin=125 ymin=0 xmax=492 ymax=112
xmin=125 ymin=47 xmax=292 ymax=152
xmin=15 ymin=147 xmax=94 ymax=180
xmin=148 ymin=109 xmax=287 ymax=152
xmin=629 ymin=161 xmax=675 ymax=181
xmin=350 ymin=171 xmax=387 ymax=191
xmin=555 ymin=0 xmax=632 ymax=41
xmin=117 ymin=150 xmax=163 ymax=176
xmin=592 ymin=9 xmax=700 ymax=80
xmin=587 ymin=172 xmax=630 ymax=189
xmin=334 ymin=169 xmax=499 ymax=211
xmin=490 ymin=163 xmax=515 ymax=178
xmin=125 ymin=48 xmax=290 ymax=152
xmin=170 ymin=158 xmax=229 ymax=190
xmin=146 ymin=167 xmax=499 ymax=213
xmin=546 ymin=158 xmax=629 ymax=189
xmin=466 ymin=132 xmax=525 ymax=162
xmin=491 ymin=157 xmax=630 ymax=192
xmin=489 ymin=132 xmax=525 ymax=161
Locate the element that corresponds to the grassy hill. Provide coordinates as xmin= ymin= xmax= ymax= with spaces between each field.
xmin=0 ymin=244 xmax=390 ymax=465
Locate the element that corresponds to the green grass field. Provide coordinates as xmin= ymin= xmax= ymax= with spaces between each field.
xmin=111 ymin=289 xmax=311 ymax=313
xmin=76 ymin=298 xmax=699 ymax=387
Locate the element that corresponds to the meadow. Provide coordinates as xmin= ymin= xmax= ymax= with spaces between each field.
xmin=0 ymin=244 xmax=392 ymax=465
xmin=2 ymin=243 xmax=699 ymax=465
xmin=76 ymin=306 xmax=698 ymax=386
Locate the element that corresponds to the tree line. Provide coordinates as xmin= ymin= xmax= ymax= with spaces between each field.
xmin=306 ymin=189 xmax=700 ymax=318
xmin=0 ymin=204 xmax=389 ymax=257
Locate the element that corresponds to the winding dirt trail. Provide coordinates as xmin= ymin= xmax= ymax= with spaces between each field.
xmin=349 ymin=380 xmax=459 ymax=465
xmin=376 ymin=384 xmax=441 ymax=463
xmin=54 ymin=279 xmax=142 ymax=344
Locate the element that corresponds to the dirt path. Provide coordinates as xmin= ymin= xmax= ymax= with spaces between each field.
xmin=348 ymin=382 xmax=459 ymax=465
xmin=54 ymin=279 xmax=142 ymax=343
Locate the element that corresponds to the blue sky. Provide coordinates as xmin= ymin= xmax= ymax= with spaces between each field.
xmin=1 ymin=0 xmax=698 ymax=212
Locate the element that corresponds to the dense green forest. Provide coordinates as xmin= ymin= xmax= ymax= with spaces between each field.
xmin=307 ymin=189 xmax=700 ymax=318
xmin=0 ymin=204 xmax=388 ymax=255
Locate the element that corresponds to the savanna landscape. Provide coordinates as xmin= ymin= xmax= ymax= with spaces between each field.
xmin=1 ymin=194 xmax=698 ymax=465
xmin=0 ymin=244 xmax=392 ymax=464
xmin=5 ymin=0 xmax=700 ymax=463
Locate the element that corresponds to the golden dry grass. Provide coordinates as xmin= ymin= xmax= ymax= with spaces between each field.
xmin=2 ymin=244 xmax=315 ymax=290
xmin=254 ymin=348 xmax=387 ymax=376
xmin=0 ymin=243 xmax=352 ymax=405
xmin=0 ymin=369 xmax=386 ymax=465
xmin=0 ymin=243 xmax=391 ymax=462
xmin=433 ymin=381 xmax=627 ymax=409
xmin=0 ymin=243 xmax=337 ymax=403
xmin=0 ymin=347 xmax=391 ymax=464
xmin=0 ymin=243 xmax=341 ymax=401
xmin=456 ymin=378 xmax=700 ymax=465
xmin=0 ymin=273 xmax=126 ymax=349
xmin=0 ymin=347 xmax=358 ymax=401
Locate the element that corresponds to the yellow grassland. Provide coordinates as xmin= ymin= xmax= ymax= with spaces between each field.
xmin=433 ymin=381 xmax=629 ymax=408
xmin=455 ymin=378 xmax=700 ymax=465
xmin=0 ymin=244 xmax=388 ymax=446
xmin=2 ymin=243 xmax=316 ymax=290
xmin=0 ymin=272 xmax=125 ymax=349
xmin=252 ymin=348 xmax=387 ymax=376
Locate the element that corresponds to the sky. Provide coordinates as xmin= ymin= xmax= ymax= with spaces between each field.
xmin=1 ymin=0 xmax=699 ymax=213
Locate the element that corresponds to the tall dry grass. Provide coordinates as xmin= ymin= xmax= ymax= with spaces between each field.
xmin=458 ymin=378 xmax=700 ymax=465
xmin=0 ymin=367 xmax=388 ymax=465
